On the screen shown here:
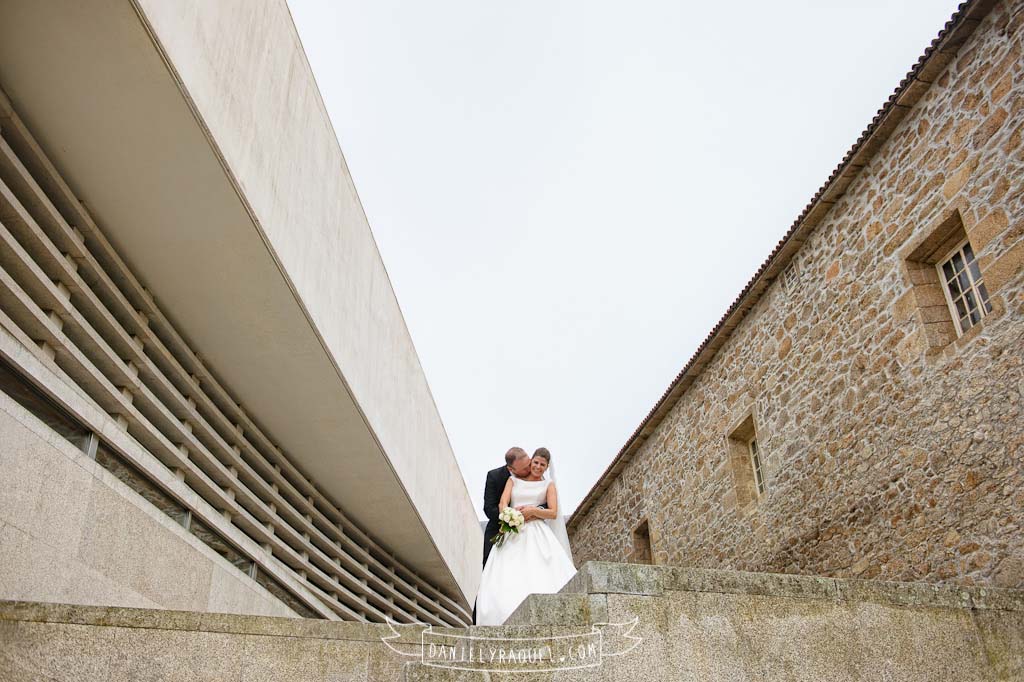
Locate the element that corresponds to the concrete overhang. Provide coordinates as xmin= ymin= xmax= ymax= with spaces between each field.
xmin=0 ymin=0 xmax=479 ymax=605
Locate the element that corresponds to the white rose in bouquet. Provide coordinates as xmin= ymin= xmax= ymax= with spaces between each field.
xmin=491 ymin=506 xmax=526 ymax=547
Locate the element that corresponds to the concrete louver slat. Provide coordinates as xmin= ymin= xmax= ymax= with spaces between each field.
xmin=0 ymin=100 xmax=419 ymax=622
xmin=0 ymin=305 xmax=74 ymax=394
xmin=0 ymin=235 xmax=135 ymax=415
xmin=0 ymin=111 xmax=467 ymax=625
xmin=0 ymin=253 xmax=355 ymax=621
xmin=1 ymin=106 xmax=469 ymax=625
xmin=0 ymin=288 xmax=411 ymax=622
xmin=0 ymin=105 xmax=468 ymax=624
xmin=0 ymin=169 xmax=413 ymax=621
xmin=0 ymin=318 xmax=344 ymax=622
xmin=0 ymin=186 xmax=141 ymax=394
xmin=0 ymin=179 xmax=413 ymax=625
xmin=0 ymin=175 xmax=384 ymax=622
xmin=17 ymin=262 xmax=445 ymax=622
xmin=0 ymin=267 xmax=125 ymax=422
xmin=0 ymin=272 xmax=182 ymax=483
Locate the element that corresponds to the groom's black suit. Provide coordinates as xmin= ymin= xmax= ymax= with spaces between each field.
xmin=482 ymin=465 xmax=512 ymax=567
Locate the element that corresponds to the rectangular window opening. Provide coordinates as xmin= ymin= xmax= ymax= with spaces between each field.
xmin=93 ymin=441 xmax=188 ymax=521
xmin=0 ymin=356 xmax=93 ymax=453
xmin=937 ymin=239 xmax=993 ymax=336
xmin=727 ymin=413 xmax=766 ymax=509
xmin=782 ymin=262 xmax=801 ymax=294
xmin=631 ymin=519 xmax=653 ymax=565
xmin=250 ymin=563 xmax=320 ymax=619
xmin=900 ymin=208 xmax=1001 ymax=354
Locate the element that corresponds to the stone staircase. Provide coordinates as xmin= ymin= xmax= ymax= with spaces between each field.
xmin=2 ymin=562 xmax=1022 ymax=680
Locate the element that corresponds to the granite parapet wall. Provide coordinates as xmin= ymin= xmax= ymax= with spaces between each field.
xmin=2 ymin=562 xmax=1022 ymax=681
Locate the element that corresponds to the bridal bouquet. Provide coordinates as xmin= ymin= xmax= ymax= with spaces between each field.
xmin=490 ymin=506 xmax=525 ymax=547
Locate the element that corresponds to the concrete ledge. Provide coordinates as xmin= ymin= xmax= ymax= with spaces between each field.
xmin=4 ymin=559 xmax=1024 ymax=682
xmin=559 ymin=561 xmax=1024 ymax=612
xmin=0 ymin=600 xmax=374 ymax=642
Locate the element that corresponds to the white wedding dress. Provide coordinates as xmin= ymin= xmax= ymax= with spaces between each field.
xmin=476 ymin=477 xmax=577 ymax=626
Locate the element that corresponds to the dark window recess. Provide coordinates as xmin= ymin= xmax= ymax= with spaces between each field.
xmin=0 ymin=357 xmax=93 ymax=453
xmin=190 ymin=517 xmax=250 ymax=566
xmin=251 ymin=564 xmax=319 ymax=619
xmin=94 ymin=441 xmax=190 ymax=525
xmin=189 ymin=517 xmax=320 ymax=619
xmin=631 ymin=519 xmax=653 ymax=565
xmin=727 ymin=414 xmax=765 ymax=507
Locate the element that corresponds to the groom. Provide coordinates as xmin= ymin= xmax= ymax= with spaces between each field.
xmin=481 ymin=447 xmax=534 ymax=567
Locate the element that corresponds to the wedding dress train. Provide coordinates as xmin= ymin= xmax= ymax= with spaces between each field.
xmin=476 ymin=477 xmax=577 ymax=626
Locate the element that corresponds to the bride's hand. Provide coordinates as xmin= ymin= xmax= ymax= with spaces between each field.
xmin=518 ymin=505 xmax=539 ymax=522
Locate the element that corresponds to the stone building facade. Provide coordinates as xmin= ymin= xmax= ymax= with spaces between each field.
xmin=568 ymin=0 xmax=1024 ymax=589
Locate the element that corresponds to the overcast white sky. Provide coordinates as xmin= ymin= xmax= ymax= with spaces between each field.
xmin=286 ymin=1 xmax=962 ymax=519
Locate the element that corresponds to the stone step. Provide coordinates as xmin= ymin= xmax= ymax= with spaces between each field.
xmin=1 ymin=562 xmax=1021 ymax=681
xmin=413 ymin=562 xmax=1024 ymax=680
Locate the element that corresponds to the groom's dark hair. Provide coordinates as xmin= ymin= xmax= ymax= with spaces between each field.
xmin=504 ymin=447 xmax=527 ymax=466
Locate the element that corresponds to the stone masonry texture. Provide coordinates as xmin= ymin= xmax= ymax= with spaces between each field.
xmin=2 ymin=563 xmax=1022 ymax=681
xmin=569 ymin=1 xmax=1024 ymax=590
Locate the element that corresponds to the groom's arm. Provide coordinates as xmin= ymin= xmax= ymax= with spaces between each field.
xmin=519 ymin=500 xmax=547 ymax=521
xmin=483 ymin=470 xmax=501 ymax=524
xmin=521 ymin=505 xmax=545 ymax=520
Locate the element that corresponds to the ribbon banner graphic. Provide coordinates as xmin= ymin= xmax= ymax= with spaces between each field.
xmin=381 ymin=617 xmax=641 ymax=673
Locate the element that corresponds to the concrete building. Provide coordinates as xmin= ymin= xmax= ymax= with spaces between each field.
xmin=0 ymin=0 xmax=480 ymax=625
xmin=569 ymin=0 xmax=1024 ymax=590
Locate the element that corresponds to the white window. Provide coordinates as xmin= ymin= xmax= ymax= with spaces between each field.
xmin=748 ymin=437 xmax=765 ymax=496
xmin=937 ymin=240 xmax=992 ymax=336
xmin=782 ymin=262 xmax=801 ymax=294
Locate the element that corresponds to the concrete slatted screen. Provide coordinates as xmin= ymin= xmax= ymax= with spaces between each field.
xmin=0 ymin=90 xmax=467 ymax=626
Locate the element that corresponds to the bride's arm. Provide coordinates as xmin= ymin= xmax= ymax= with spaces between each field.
xmin=498 ymin=478 xmax=514 ymax=512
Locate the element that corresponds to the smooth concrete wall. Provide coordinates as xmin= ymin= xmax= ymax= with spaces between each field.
xmin=130 ymin=0 xmax=479 ymax=602
xmin=0 ymin=390 xmax=296 ymax=619
xmin=2 ymin=562 xmax=1021 ymax=681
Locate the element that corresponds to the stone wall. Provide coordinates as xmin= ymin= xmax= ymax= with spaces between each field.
xmin=2 ymin=562 xmax=1022 ymax=681
xmin=569 ymin=0 xmax=1024 ymax=589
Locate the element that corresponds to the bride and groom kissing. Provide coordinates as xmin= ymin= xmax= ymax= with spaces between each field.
xmin=474 ymin=447 xmax=577 ymax=625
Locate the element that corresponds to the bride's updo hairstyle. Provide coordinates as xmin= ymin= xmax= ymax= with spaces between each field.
xmin=532 ymin=447 xmax=550 ymax=463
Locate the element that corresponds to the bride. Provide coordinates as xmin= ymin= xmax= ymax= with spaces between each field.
xmin=475 ymin=448 xmax=577 ymax=625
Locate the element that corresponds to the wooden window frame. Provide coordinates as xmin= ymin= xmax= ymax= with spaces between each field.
xmin=748 ymin=436 xmax=765 ymax=496
xmin=935 ymin=238 xmax=993 ymax=337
